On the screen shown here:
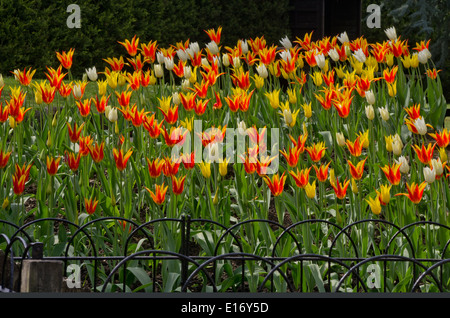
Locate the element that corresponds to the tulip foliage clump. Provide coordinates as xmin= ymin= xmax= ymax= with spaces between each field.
xmin=0 ymin=26 xmax=449 ymax=292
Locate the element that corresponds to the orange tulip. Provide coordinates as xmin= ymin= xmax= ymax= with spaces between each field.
xmin=84 ymin=196 xmax=99 ymax=215
xmin=346 ymin=136 xmax=364 ymax=157
xmin=129 ymin=105 xmax=147 ymax=127
xmin=159 ymin=104 xmax=179 ymax=124
xmin=76 ymin=98 xmax=92 ymax=117
xmin=395 ymin=181 xmax=428 ymax=204
xmin=429 ymin=129 xmax=450 ymax=149
xmin=140 ymin=40 xmax=158 ymax=62
xmin=143 ymin=114 xmax=164 ymax=139
xmin=0 ymin=102 xmax=9 ymax=123
xmin=280 ymin=145 xmax=301 ymax=167
xmin=204 ymin=26 xmax=222 ymax=44
xmin=45 ymin=66 xmax=66 ymax=89
xmin=263 ymin=172 xmax=286 ymax=197
xmin=348 ymin=158 xmax=367 ymax=180
xmin=162 ymin=157 xmax=181 ymax=177
xmin=313 ymin=161 xmax=331 ymax=182
xmin=46 ymin=156 xmax=61 ymax=176
xmin=404 ymin=104 xmax=421 ymax=121
xmin=413 ymin=143 xmax=437 ymax=165
xmin=103 ymin=56 xmax=125 ymax=72
xmin=58 ymin=81 xmax=72 ymax=98
xmin=113 ymin=148 xmax=133 ymax=171
xmin=78 ymin=135 xmax=93 ymax=157
xmin=380 ymin=163 xmax=402 ymax=185
xmin=12 ymin=67 xmax=36 ymax=86
xmin=12 ymin=173 xmax=27 ymax=196
xmin=65 ymin=151 xmax=81 ymax=172
xmin=289 ymin=167 xmax=311 ymax=189
xmin=162 ymin=126 xmax=188 ymax=148
xmin=145 ymin=183 xmax=168 ymax=205
xmin=180 ymin=92 xmax=197 ymax=112
xmin=331 ymin=177 xmax=350 ymax=200
xmin=93 ymin=95 xmax=110 ymax=114
xmin=182 ymin=152 xmax=196 ymax=170
xmin=147 ymin=158 xmax=165 ymax=178
xmin=116 ymin=90 xmax=133 ymax=108
xmin=194 ymin=98 xmax=210 ymax=116
xmin=171 ymin=174 xmax=187 ymax=195
xmin=89 ymin=142 xmax=105 ymax=163
xmin=118 ymin=35 xmax=139 ymax=56
xmin=67 ymin=122 xmax=85 ymax=143
xmin=383 ymin=66 xmax=398 ymax=84
xmin=0 ymin=149 xmax=11 ymax=169
xmin=56 ymin=48 xmax=75 ymax=69
xmin=306 ymin=142 xmax=327 ymax=162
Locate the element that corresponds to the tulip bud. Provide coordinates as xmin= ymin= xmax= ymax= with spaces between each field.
xmin=365 ymin=105 xmax=375 ymax=120
xmin=351 ymin=178 xmax=359 ymax=194
xmin=172 ymin=92 xmax=180 ymax=105
xmin=9 ymin=116 xmax=16 ymax=129
xmin=46 ymin=131 xmax=52 ymax=147
xmin=213 ymin=190 xmax=219 ymax=205
xmin=329 ymin=168 xmax=336 ymax=186
xmin=2 ymin=197 xmax=10 ymax=209
xmin=418 ymin=50 xmax=428 ymax=64
xmin=154 ymin=64 xmax=164 ymax=78
xmin=385 ymin=135 xmax=393 ymax=152
xmin=52 ymin=111 xmax=58 ymax=127
xmin=315 ymin=53 xmax=326 ymax=69
xmin=365 ymin=90 xmax=376 ymax=105
xmin=115 ymin=121 xmax=119 ymax=134
xmin=328 ymin=48 xmax=339 ymax=62
xmin=222 ymin=54 xmax=230 ymax=67
xmin=73 ymin=84 xmax=82 ymax=99
xmin=439 ymin=147 xmax=448 ymax=163
xmin=336 ymin=132 xmax=346 ymax=147
xmin=0 ymin=74 xmax=4 ymax=87
xmin=256 ymin=63 xmax=268 ymax=79
xmin=183 ymin=66 xmax=192 ymax=79
xmin=414 ymin=117 xmax=427 ymax=135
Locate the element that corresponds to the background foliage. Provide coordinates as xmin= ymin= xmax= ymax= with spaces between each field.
xmin=0 ymin=0 xmax=291 ymax=78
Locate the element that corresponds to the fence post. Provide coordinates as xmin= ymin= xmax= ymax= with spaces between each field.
xmin=20 ymin=242 xmax=64 ymax=293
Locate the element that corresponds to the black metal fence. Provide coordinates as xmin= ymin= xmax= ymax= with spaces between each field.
xmin=1 ymin=215 xmax=450 ymax=293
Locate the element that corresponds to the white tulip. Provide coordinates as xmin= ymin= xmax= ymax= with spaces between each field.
xmin=256 ymin=63 xmax=268 ymax=79
xmin=328 ymin=48 xmax=339 ymax=62
xmin=315 ymin=53 xmax=326 ymax=69
xmin=222 ymin=53 xmax=230 ymax=67
xmin=384 ymin=27 xmax=397 ymax=41
xmin=172 ymin=92 xmax=180 ymax=105
xmin=395 ymin=156 xmax=410 ymax=174
xmin=0 ymin=74 xmax=4 ymax=87
xmin=154 ymin=64 xmax=164 ymax=78
xmin=353 ymin=48 xmax=366 ymax=63
xmin=423 ymin=166 xmax=436 ymax=183
xmin=365 ymin=105 xmax=375 ymax=120
xmin=86 ymin=66 xmax=97 ymax=81
xmin=107 ymin=107 xmax=118 ymax=122
xmin=205 ymin=41 xmax=219 ymax=55
xmin=73 ymin=84 xmax=82 ymax=99
xmin=164 ymin=56 xmax=174 ymax=71
xmin=240 ymin=39 xmax=248 ymax=54
xmin=365 ymin=90 xmax=376 ymax=105
xmin=279 ymin=36 xmax=292 ymax=49
xmin=177 ymin=49 xmax=189 ymax=62
xmin=279 ymin=50 xmax=292 ymax=62
xmin=418 ymin=50 xmax=428 ymax=64
xmin=431 ymin=158 xmax=444 ymax=177
xmin=156 ymin=51 xmax=165 ymax=64
xmin=414 ymin=117 xmax=428 ymax=135
xmin=379 ymin=106 xmax=390 ymax=121
xmin=336 ymin=132 xmax=346 ymax=147
xmin=183 ymin=66 xmax=192 ymax=79
xmin=337 ymin=31 xmax=349 ymax=44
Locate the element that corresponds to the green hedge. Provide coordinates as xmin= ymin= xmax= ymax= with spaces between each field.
xmin=0 ymin=0 xmax=291 ymax=78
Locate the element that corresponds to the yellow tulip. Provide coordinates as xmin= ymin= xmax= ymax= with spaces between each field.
xmin=310 ymin=71 xmax=323 ymax=86
xmin=366 ymin=195 xmax=382 ymax=215
xmin=301 ymin=102 xmax=312 ymax=118
xmin=377 ymin=184 xmax=392 ymax=205
xmin=97 ymin=79 xmax=108 ymax=96
xmin=304 ymin=180 xmax=316 ymax=199
xmin=198 ymin=161 xmax=211 ymax=178
xmin=219 ymin=158 xmax=229 ymax=177
xmin=264 ymin=89 xmax=281 ymax=109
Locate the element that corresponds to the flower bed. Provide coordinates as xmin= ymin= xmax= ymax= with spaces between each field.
xmin=0 ymin=26 xmax=449 ymax=292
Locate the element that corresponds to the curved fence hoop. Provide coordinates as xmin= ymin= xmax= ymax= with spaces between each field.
xmin=260 ymin=253 xmax=363 ymax=292
xmin=100 ymin=249 xmax=212 ymax=293
xmin=181 ymin=252 xmax=293 ymax=292
xmin=411 ymin=258 xmax=450 ymax=292
xmin=334 ymin=254 xmax=442 ymax=293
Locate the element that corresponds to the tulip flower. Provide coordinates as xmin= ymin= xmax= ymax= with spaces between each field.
xmin=76 ymin=98 xmax=92 ymax=117
xmin=348 ymin=158 xmax=367 ymax=180
xmin=12 ymin=173 xmax=27 ymax=196
xmin=395 ymin=181 xmax=428 ymax=204
xmin=306 ymin=142 xmax=327 ymax=163
xmin=263 ymin=172 xmax=286 ymax=197
xmin=118 ymin=35 xmax=139 ymax=56
xmin=423 ymin=166 xmax=436 ymax=183
xmin=383 ymin=66 xmax=398 ymax=84
xmin=413 ymin=143 xmax=437 ymax=165
xmin=376 ymin=184 xmax=392 ymax=206
xmin=345 ymin=136 xmax=363 ymax=157
xmin=84 ymin=196 xmax=99 ymax=215
xmin=89 ymin=142 xmax=105 ymax=163
xmin=171 ymin=175 xmax=187 ymax=195
xmin=113 ymin=148 xmax=133 ymax=171
xmin=380 ymin=163 xmax=402 ymax=185
xmin=313 ymin=162 xmax=331 ymax=183
xmin=429 ymin=128 xmax=450 ymax=148
xmin=280 ymin=145 xmax=301 ymax=167
xmin=304 ymin=180 xmax=316 ymax=199
xmin=219 ymin=158 xmax=229 ymax=177
xmin=65 ymin=151 xmax=81 ymax=172
xmin=145 ymin=183 xmax=168 ymax=205
xmin=56 ymin=48 xmax=75 ymax=69
xmin=162 ymin=157 xmax=181 ymax=177
xmin=289 ymin=167 xmax=311 ymax=189
xmin=86 ymin=66 xmax=98 ymax=81
xmin=0 ymin=149 xmax=11 ymax=169
xmin=366 ymin=195 xmax=382 ymax=215
xmin=0 ymin=103 xmax=9 ymax=123
xmin=46 ymin=156 xmax=61 ymax=176
xmin=45 ymin=66 xmax=66 ymax=89
xmin=330 ymin=178 xmax=350 ymax=200
xmin=264 ymin=89 xmax=281 ymax=109
xmin=147 ymin=158 xmax=165 ymax=178
xmin=198 ymin=161 xmax=211 ymax=179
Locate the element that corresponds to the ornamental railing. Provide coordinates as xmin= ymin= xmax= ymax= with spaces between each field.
xmin=1 ymin=215 xmax=450 ymax=293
